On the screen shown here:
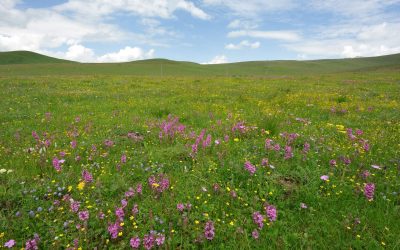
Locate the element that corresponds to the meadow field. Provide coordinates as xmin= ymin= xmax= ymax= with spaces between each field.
xmin=0 ymin=60 xmax=400 ymax=249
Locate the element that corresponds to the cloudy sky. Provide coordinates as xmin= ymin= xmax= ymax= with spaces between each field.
xmin=1 ymin=0 xmax=400 ymax=63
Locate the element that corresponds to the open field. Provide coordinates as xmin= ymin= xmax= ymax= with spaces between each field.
xmin=0 ymin=54 xmax=400 ymax=249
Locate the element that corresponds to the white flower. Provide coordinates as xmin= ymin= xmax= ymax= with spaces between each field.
xmin=7 ymin=169 xmax=13 ymax=174
xmin=0 ymin=169 xmax=7 ymax=174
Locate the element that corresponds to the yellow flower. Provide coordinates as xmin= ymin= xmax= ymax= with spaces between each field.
xmin=195 ymin=220 xmax=200 ymax=224
xmin=229 ymin=221 xmax=234 ymax=226
xmin=68 ymin=186 xmax=73 ymax=192
xmin=234 ymin=138 xmax=239 ymax=142
xmin=0 ymin=232 xmax=4 ymax=238
xmin=118 ymin=232 xmax=123 ymax=237
xmin=77 ymin=181 xmax=85 ymax=191
xmin=152 ymin=183 xmax=160 ymax=188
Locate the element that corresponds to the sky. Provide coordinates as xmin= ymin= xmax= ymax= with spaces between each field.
xmin=1 ymin=0 xmax=400 ymax=63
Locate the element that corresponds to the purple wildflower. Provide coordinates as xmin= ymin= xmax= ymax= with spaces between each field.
xmin=70 ymin=201 xmax=80 ymax=213
xmin=265 ymin=205 xmax=277 ymax=222
xmin=155 ymin=234 xmax=165 ymax=246
xmin=121 ymin=154 xmax=127 ymax=163
xmin=252 ymin=211 xmax=264 ymax=229
xmin=252 ymin=230 xmax=259 ymax=239
xmin=108 ymin=221 xmax=121 ymax=239
xmin=4 ymin=239 xmax=16 ymax=248
xmin=130 ymin=237 xmax=140 ymax=249
xmin=284 ymin=145 xmax=293 ymax=159
xmin=244 ymin=161 xmax=256 ymax=175
xmin=364 ymin=183 xmax=375 ymax=201
xmin=132 ymin=204 xmax=139 ymax=216
xmin=177 ymin=203 xmax=185 ymax=212
xmin=78 ymin=210 xmax=89 ymax=221
xmin=82 ymin=170 xmax=93 ymax=183
xmin=70 ymin=140 xmax=77 ymax=149
xmin=204 ymin=221 xmax=215 ymax=240
xmin=115 ymin=207 xmax=125 ymax=220
xmin=143 ymin=233 xmax=155 ymax=250
xmin=52 ymin=157 xmax=62 ymax=172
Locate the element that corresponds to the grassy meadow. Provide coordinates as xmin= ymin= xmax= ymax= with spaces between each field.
xmin=0 ymin=53 xmax=400 ymax=249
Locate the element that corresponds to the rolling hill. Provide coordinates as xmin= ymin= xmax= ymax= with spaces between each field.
xmin=0 ymin=50 xmax=399 ymax=76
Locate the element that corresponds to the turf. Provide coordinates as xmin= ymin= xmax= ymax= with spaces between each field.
xmin=0 ymin=52 xmax=399 ymax=249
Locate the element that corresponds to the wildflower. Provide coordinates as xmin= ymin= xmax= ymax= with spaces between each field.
xmin=177 ymin=203 xmax=185 ymax=212
xmin=252 ymin=211 xmax=264 ymax=229
xmin=252 ymin=230 xmax=259 ymax=239
xmin=303 ymin=142 xmax=310 ymax=154
xmin=155 ymin=234 xmax=165 ymax=246
xmin=202 ymin=134 xmax=212 ymax=148
xmin=320 ymin=175 xmax=329 ymax=181
xmin=143 ymin=233 xmax=155 ymax=250
xmin=78 ymin=210 xmax=89 ymax=221
xmin=244 ymin=161 xmax=256 ymax=175
xmin=371 ymin=165 xmax=381 ymax=170
xmin=82 ymin=170 xmax=93 ymax=183
xmin=52 ymin=157 xmax=62 ymax=172
xmin=261 ymin=158 xmax=268 ymax=166
xmin=300 ymin=203 xmax=308 ymax=209
xmin=284 ymin=145 xmax=293 ymax=159
xmin=132 ymin=204 xmax=139 ymax=216
xmin=130 ymin=237 xmax=140 ymax=249
xmin=25 ymin=234 xmax=39 ymax=250
xmin=121 ymin=199 xmax=128 ymax=208
xmin=125 ymin=188 xmax=135 ymax=198
xmin=70 ymin=140 xmax=77 ymax=149
xmin=364 ymin=183 xmax=375 ymax=201
xmin=329 ymin=159 xmax=337 ymax=166
xmin=136 ymin=183 xmax=143 ymax=195
xmin=121 ymin=154 xmax=127 ymax=163
xmin=108 ymin=221 xmax=121 ymax=239
xmin=204 ymin=221 xmax=215 ymax=240
xmin=0 ymin=169 xmax=6 ymax=174
xmin=361 ymin=170 xmax=371 ymax=179
xmin=4 ymin=239 xmax=16 ymax=248
xmin=265 ymin=205 xmax=277 ymax=222
xmin=104 ymin=139 xmax=114 ymax=148
xmin=70 ymin=201 xmax=80 ymax=213
xmin=77 ymin=181 xmax=85 ymax=191
xmin=115 ymin=207 xmax=125 ymax=220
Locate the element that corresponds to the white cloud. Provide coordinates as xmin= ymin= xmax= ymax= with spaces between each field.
xmin=228 ymin=30 xmax=300 ymax=42
xmin=203 ymin=0 xmax=295 ymax=16
xmin=203 ymin=55 xmax=228 ymax=64
xmin=55 ymin=0 xmax=210 ymax=20
xmin=97 ymin=46 xmax=155 ymax=62
xmin=64 ymin=44 xmax=96 ymax=62
xmin=225 ymin=40 xmax=260 ymax=49
xmin=227 ymin=19 xmax=259 ymax=29
xmin=284 ymin=22 xmax=400 ymax=58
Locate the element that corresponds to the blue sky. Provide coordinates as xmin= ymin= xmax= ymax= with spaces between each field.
xmin=1 ymin=0 xmax=400 ymax=63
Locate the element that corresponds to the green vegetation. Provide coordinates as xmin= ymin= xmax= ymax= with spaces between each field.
xmin=0 ymin=51 xmax=399 ymax=76
xmin=0 ymin=52 xmax=399 ymax=249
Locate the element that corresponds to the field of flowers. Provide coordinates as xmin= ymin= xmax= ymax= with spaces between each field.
xmin=0 ymin=71 xmax=399 ymax=249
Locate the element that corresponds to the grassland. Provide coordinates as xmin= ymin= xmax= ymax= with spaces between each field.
xmin=0 ymin=52 xmax=399 ymax=249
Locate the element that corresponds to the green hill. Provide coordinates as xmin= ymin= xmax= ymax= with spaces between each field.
xmin=0 ymin=51 xmax=73 ymax=65
xmin=0 ymin=50 xmax=399 ymax=76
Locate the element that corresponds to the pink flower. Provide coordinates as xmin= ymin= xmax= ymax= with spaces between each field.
xmin=78 ymin=210 xmax=89 ymax=221
xmin=204 ymin=221 xmax=215 ymax=240
xmin=155 ymin=234 xmax=165 ymax=246
xmin=143 ymin=233 xmax=155 ymax=250
xmin=52 ymin=157 xmax=62 ymax=172
xmin=371 ymin=165 xmax=381 ymax=170
xmin=244 ymin=161 xmax=256 ymax=175
xmin=177 ymin=203 xmax=185 ymax=212
xmin=320 ymin=175 xmax=329 ymax=181
xmin=108 ymin=221 xmax=121 ymax=239
xmin=70 ymin=200 xmax=80 ymax=213
xmin=252 ymin=230 xmax=259 ymax=239
xmin=265 ymin=205 xmax=277 ymax=222
xmin=252 ymin=211 xmax=264 ymax=229
xmin=364 ymin=183 xmax=375 ymax=201
xmin=4 ymin=239 xmax=16 ymax=248
xmin=115 ymin=207 xmax=125 ymax=220
xmin=130 ymin=237 xmax=140 ymax=249
xmin=121 ymin=154 xmax=127 ymax=163
xmin=82 ymin=170 xmax=93 ymax=183
xmin=70 ymin=140 xmax=77 ymax=149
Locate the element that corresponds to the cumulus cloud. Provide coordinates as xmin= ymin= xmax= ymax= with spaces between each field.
xmin=97 ymin=46 xmax=155 ymax=62
xmin=225 ymin=40 xmax=260 ymax=49
xmin=228 ymin=30 xmax=300 ymax=42
xmin=203 ymin=55 xmax=228 ymax=64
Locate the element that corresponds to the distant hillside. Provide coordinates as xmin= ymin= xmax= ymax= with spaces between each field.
xmin=0 ymin=50 xmax=399 ymax=76
xmin=0 ymin=51 xmax=73 ymax=65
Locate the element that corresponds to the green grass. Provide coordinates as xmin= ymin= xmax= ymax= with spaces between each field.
xmin=0 ymin=57 xmax=399 ymax=249
xmin=0 ymin=51 xmax=399 ymax=76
